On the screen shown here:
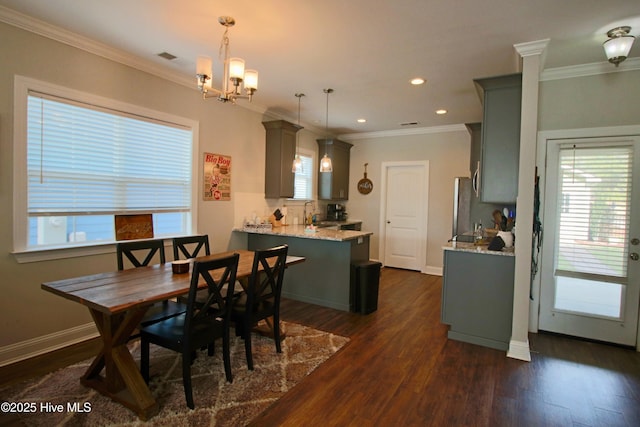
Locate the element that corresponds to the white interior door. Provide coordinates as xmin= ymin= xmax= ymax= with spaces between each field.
xmin=381 ymin=162 xmax=428 ymax=271
xmin=539 ymin=136 xmax=640 ymax=346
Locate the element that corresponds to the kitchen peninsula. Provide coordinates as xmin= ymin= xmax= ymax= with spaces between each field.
xmin=234 ymin=225 xmax=372 ymax=311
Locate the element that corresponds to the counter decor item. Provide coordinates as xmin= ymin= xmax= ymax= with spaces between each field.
xmin=357 ymin=163 xmax=373 ymax=195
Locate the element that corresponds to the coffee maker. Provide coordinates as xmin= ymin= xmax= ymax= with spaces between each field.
xmin=327 ymin=203 xmax=346 ymax=221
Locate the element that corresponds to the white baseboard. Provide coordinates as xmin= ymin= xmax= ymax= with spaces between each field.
xmin=0 ymin=323 xmax=98 ymax=367
xmin=507 ymin=338 xmax=531 ymax=361
xmin=422 ymin=265 xmax=443 ymax=276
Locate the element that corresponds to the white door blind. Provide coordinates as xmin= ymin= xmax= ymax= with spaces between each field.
xmin=294 ymin=154 xmax=313 ymax=199
xmin=555 ymin=145 xmax=632 ymax=281
xmin=27 ymin=93 xmax=192 ymax=216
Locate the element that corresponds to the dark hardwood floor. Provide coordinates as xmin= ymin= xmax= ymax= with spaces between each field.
xmin=252 ymin=267 xmax=640 ymax=427
xmin=3 ymin=267 xmax=640 ymax=426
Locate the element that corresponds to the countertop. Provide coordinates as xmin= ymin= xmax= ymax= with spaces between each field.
xmin=234 ymin=224 xmax=372 ymax=242
xmin=443 ymin=241 xmax=515 ymax=257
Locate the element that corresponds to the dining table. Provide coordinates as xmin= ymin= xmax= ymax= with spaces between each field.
xmin=41 ymin=249 xmax=305 ymax=420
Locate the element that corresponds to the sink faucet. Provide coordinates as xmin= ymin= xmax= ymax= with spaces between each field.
xmin=303 ymin=201 xmax=314 ymax=225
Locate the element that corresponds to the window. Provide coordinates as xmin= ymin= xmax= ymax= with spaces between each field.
xmin=293 ymin=152 xmax=314 ymax=200
xmin=13 ymin=76 xmax=198 ymax=256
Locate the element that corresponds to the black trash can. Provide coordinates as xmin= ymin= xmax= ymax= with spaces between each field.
xmin=350 ymin=260 xmax=382 ymax=314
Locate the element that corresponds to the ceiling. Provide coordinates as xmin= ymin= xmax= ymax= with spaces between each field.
xmin=1 ymin=0 xmax=638 ymax=136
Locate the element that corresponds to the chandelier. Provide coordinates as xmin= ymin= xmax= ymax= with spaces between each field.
xmin=196 ymin=16 xmax=258 ymax=102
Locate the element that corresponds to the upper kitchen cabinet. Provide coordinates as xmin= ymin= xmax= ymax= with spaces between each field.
xmin=263 ymin=120 xmax=301 ymax=199
xmin=317 ymin=138 xmax=353 ymax=200
xmin=473 ymin=73 xmax=522 ymax=204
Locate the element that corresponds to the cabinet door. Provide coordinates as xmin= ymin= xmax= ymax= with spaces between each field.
xmin=264 ymin=120 xmax=300 ymax=199
xmin=317 ymin=139 xmax=352 ymax=200
xmin=475 ymin=74 xmax=522 ymax=204
xmin=481 ymin=85 xmax=521 ymax=203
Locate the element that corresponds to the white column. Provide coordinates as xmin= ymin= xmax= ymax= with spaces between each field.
xmin=508 ymin=40 xmax=549 ymax=361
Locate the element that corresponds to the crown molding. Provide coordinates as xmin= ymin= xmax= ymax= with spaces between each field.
xmin=340 ymin=124 xmax=468 ymax=141
xmin=541 ymin=57 xmax=640 ymax=81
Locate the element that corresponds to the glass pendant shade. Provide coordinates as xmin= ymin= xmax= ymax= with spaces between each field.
xmin=229 ymin=57 xmax=245 ymax=80
xmin=320 ymin=154 xmax=333 ymax=173
xmin=244 ymin=69 xmax=258 ymax=90
xmin=292 ymin=155 xmax=303 ymax=173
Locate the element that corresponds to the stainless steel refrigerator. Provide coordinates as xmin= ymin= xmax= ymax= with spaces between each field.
xmin=452 ymin=177 xmax=511 ymax=242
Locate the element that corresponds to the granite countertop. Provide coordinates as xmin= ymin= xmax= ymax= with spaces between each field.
xmin=234 ymin=224 xmax=372 ymax=242
xmin=443 ymin=241 xmax=515 ymax=257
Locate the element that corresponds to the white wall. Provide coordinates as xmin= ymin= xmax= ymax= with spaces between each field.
xmin=345 ymin=130 xmax=470 ymax=271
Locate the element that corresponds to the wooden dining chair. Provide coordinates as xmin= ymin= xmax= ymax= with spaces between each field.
xmin=116 ymin=239 xmax=187 ymax=326
xmin=172 ymin=234 xmax=210 ymax=260
xmin=231 ymin=244 xmax=289 ymax=370
xmin=140 ymin=253 xmax=240 ymax=409
xmin=173 ymin=235 xmax=211 ymax=306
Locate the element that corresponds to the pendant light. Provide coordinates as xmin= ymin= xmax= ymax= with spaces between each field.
xmin=319 ymin=88 xmax=334 ymax=173
xmin=292 ymin=93 xmax=305 ymax=173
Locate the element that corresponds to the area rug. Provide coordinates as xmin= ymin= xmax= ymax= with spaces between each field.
xmin=0 ymin=322 xmax=349 ymax=426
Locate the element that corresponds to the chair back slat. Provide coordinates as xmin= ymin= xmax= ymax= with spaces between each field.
xmin=173 ymin=235 xmax=211 ymax=260
xmin=116 ymin=239 xmax=166 ymax=270
xmin=184 ymin=253 xmax=239 ymax=334
xmin=246 ymin=245 xmax=288 ymax=313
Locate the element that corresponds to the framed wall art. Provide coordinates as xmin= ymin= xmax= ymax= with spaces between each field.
xmin=204 ymin=152 xmax=231 ymax=201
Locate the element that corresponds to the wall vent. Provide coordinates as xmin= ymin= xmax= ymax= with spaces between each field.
xmin=400 ymin=121 xmax=419 ymax=126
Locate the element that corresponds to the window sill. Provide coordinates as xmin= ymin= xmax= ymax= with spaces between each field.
xmin=12 ymin=242 xmax=118 ymax=263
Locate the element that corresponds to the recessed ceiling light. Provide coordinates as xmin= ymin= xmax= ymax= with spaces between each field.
xmin=436 ymin=109 xmax=448 ymax=115
xmin=357 ymin=118 xmax=367 ymax=123
xmin=410 ymin=77 xmax=425 ymax=85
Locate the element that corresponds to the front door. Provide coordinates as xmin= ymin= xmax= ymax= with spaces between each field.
xmin=539 ymin=135 xmax=640 ymax=346
xmin=381 ymin=162 xmax=428 ymax=271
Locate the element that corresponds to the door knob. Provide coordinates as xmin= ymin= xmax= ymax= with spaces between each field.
xmin=631 ymin=238 xmax=639 ymax=246
xmin=631 ymin=253 xmax=639 ymax=261
xmin=387 ymin=221 xmax=391 ymax=224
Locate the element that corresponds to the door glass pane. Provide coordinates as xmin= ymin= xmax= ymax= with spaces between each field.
xmin=554 ymin=144 xmax=632 ymax=319
xmin=555 ymin=276 xmax=623 ymax=318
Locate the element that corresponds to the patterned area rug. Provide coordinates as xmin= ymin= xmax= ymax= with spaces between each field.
xmin=0 ymin=322 xmax=348 ymax=426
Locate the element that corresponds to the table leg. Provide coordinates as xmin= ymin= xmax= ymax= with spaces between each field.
xmin=81 ymin=307 xmax=159 ymax=420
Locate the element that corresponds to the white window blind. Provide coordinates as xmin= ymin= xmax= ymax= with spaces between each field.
xmin=555 ymin=145 xmax=632 ymax=281
xmin=294 ymin=154 xmax=313 ymax=199
xmin=27 ymin=92 xmax=192 ymax=216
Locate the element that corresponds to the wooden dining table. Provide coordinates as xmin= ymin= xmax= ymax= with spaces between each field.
xmin=41 ymin=249 xmax=305 ymax=420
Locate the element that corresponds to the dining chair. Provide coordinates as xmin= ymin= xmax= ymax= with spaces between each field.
xmin=172 ymin=234 xmax=210 ymax=260
xmin=173 ymin=235 xmax=211 ymax=306
xmin=116 ymin=239 xmax=187 ymax=326
xmin=231 ymin=244 xmax=289 ymax=370
xmin=140 ymin=253 xmax=240 ymax=409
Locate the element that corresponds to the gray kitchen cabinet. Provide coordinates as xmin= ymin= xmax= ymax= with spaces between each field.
xmin=263 ymin=120 xmax=301 ymax=199
xmin=441 ymin=249 xmax=515 ymax=350
xmin=317 ymin=138 xmax=353 ymax=200
xmin=473 ymin=73 xmax=522 ymax=203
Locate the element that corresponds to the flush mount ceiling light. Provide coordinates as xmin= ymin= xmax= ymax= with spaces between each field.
xmin=603 ymin=26 xmax=635 ymax=67
xmin=292 ymin=93 xmax=305 ymax=173
xmin=319 ymin=88 xmax=334 ymax=173
xmin=410 ymin=77 xmax=425 ymax=85
xmin=196 ymin=16 xmax=258 ymax=102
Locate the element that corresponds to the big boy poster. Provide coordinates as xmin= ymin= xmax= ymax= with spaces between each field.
xmin=203 ymin=153 xmax=231 ymax=201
